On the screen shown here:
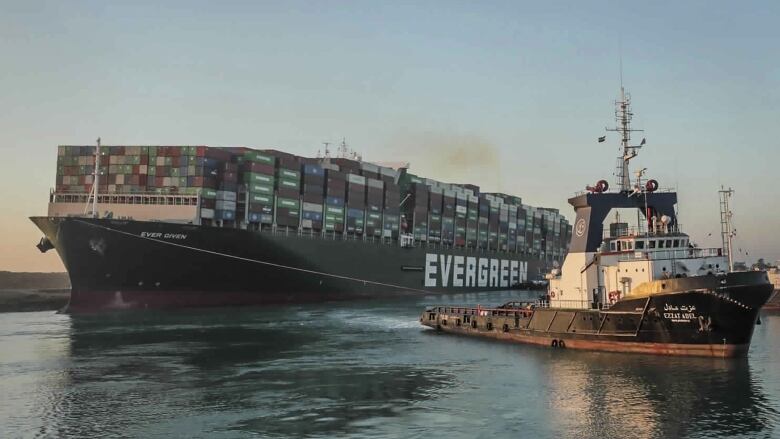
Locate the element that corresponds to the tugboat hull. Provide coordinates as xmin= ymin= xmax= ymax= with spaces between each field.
xmin=421 ymin=271 xmax=773 ymax=358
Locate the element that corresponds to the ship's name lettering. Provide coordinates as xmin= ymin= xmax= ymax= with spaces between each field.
xmin=663 ymin=312 xmax=697 ymax=322
xmin=140 ymin=232 xmax=188 ymax=240
xmin=424 ymin=253 xmax=527 ymax=288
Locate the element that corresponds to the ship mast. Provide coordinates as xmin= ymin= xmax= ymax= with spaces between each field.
xmin=719 ymin=186 xmax=735 ymax=271
xmin=606 ymin=87 xmax=645 ymax=192
xmin=84 ymin=137 xmax=101 ymax=218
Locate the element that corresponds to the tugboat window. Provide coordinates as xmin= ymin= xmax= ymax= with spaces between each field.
xmin=658 ymin=241 xmax=665 ymax=248
xmin=649 ymin=240 xmax=656 ymax=249
xmin=666 ymin=240 xmax=673 ymax=247
xmin=673 ymin=239 xmax=679 ymax=247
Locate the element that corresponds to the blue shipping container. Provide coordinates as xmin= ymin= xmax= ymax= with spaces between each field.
xmin=326 ymin=196 xmax=345 ymax=206
xmin=214 ymin=209 xmax=235 ymax=220
xmin=303 ymin=211 xmax=323 ymax=221
xmin=303 ymin=164 xmax=324 ymax=175
xmin=347 ymin=208 xmax=364 ymax=218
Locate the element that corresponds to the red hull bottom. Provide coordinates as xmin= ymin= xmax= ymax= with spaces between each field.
xmin=432 ymin=325 xmax=749 ymax=358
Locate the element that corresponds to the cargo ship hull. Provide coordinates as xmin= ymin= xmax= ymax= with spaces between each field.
xmin=421 ymin=271 xmax=773 ymax=358
xmin=31 ymin=217 xmax=545 ymax=312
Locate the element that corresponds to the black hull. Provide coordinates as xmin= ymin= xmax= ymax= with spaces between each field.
xmin=421 ymin=271 xmax=773 ymax=358
xmin=31 ymin=217 xmax=546 ymax=312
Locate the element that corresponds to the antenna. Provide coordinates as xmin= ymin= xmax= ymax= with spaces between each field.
xmin=322 ymin=142 xmax=331 ymax=158
xmin=719 ymin=186 xmax=735 ymax=271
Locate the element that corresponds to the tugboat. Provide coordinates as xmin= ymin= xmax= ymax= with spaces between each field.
xmin=420 ymin=87 xmax=773 ymax=358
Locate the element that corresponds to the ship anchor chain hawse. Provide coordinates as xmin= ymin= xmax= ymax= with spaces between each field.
xmin=420 ymin=87 xmax=773 ymax=358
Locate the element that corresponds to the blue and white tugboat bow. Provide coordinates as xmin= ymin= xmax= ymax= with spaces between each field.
xmin=421 ymin=88 xmax=773 ymax=357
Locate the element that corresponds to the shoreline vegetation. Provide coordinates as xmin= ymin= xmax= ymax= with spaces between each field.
xmin=0 ymin=272 xmax=70 ymax=312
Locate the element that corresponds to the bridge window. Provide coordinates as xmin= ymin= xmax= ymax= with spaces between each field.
xmin=610 ymin=242 xmax=616 ymax=251
xmin=649 ymin=240 xmax=656 ymax=249
xmin=635 ymin=241 xmax=645 ymax=249
xmin=673 ymin=239 xmax=679 ymax=247
xmin=658 ymin=240 xmax=664 ymax=249
xmin=666 ymin=240 xmax=673 ymax=247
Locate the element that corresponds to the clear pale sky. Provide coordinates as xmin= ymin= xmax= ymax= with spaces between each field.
xmin=1 ymin=1 xmax=778 ymax=272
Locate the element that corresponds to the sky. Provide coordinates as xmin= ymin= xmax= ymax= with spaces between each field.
xmin=1 ymin=0 xmax=778 ymax=272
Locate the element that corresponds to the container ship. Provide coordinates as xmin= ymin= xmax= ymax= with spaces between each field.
xmin=421 ymin=88 xmax=773 ymax=357
xmin=31 ymin=141 xmax=570 ymax=311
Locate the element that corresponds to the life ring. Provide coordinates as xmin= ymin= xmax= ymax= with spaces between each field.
xmin=608 ymin=291 xmax=621 ymax=304
xmin=551 ymin=339 xmax=558 ymax=348
xmin=550 ymin=291 xmax=556 ymax=298
xmin=596 ymin=180 xmax=609 ymax=193
xmin=558 ymin=340 xmax=566 ymax=349
xmin=645 ymin=179 xmax=659 ymax=192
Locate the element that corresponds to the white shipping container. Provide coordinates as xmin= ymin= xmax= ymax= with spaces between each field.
xmin=139 ymin=165 xmax=148 ymax=174
xmin=303 ymin=202 xmax=323 ymax=212
xmin=156 ymin=156 xmax=166 ymax=166
xmin=347 ymin=174 xmax=366 ymax=185
xmin=217 ymin=191 xmax=237 ymax=202
xmin=444 ymin=189 xmax=456 ymax=198
xmin=200 ymin=208 xmax=215 ymax=219
xmin=456 ymin=205 xmax=468 ymax=215
xmin=367 ymin=178 xmax=384 ymax=189
xmin=379 ymin=166 xmax=395 ymax=177
xmin=216 ymin=200 xmax=237 ymax=211
xmin=469 ymin=195 xmax=478 ymax=203
xmin=360 ymin=163 xmax=379 ymax=173
xmin=321 ymin=162 xmax=340 ymax=171
xmin=430 ymin=186 xmax=444 ymax=194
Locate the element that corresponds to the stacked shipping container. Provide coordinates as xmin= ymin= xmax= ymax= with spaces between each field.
xmin=54 ymin=145 xmax=569 ymax=262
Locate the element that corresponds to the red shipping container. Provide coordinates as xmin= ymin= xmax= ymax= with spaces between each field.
xmin=242 ymin=162 xmax=275 ymax=174
xmin=139 ymin=175 xmax=147 ymax=186
xmin=172 ymin=156 xmax=182 ymax=167
xmin=132 ymin=165 xmax=140 ymax=174
xmin=100 ymin=155 xmax=110 ymax=166
xmin=155 ymin=176 xmax=165 ymax=186
xmin=196 ymin=146 xmax=207 ymax=157
xmin=141 ymin=155 xmax=148 ymax=165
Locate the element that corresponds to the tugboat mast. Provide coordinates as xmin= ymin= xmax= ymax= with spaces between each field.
xmin=719 ymin=186 xmax=736 ymax=271
xmin=606 ymin=87 xmax=645 ymax=192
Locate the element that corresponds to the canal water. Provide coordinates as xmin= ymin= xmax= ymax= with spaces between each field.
xmin=2 ymin=290 xmax=780 ymax=438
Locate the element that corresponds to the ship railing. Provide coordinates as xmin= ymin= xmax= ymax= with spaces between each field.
xmin=602 ymin=224 xmax=684 ymax=239
xmin=427 ymin=304 xmax=537 ymax=318
xmin=574 ymin=187 xmax=676 ymax=197
xmin=618 ymin=247 xmax=724 ymax=262
xmin=539 ymin=299 xmax=593 ymax=309
xmin=51 ymin=191 xmax=199 ymax=206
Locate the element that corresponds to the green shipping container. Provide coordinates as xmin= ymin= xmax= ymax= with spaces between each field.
xmin=277 ymin=168 xmax=300 ymax=179
xmin=277 ymin=197 xmax=300 ymax=209
xmin=244 ymin=173 xmax=275 ymax=185
xmin=202 ymin=188 xmax=218 ymax=199
xmin=248 ymin=183 xmax=273 ymax=195
xmin=244 ymin=151 xmax=275 ymax=165
xmin=278 ymin=178 xmax=300 ymax=190
xmin=249 ymin=193 xmax=272 ymax=204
